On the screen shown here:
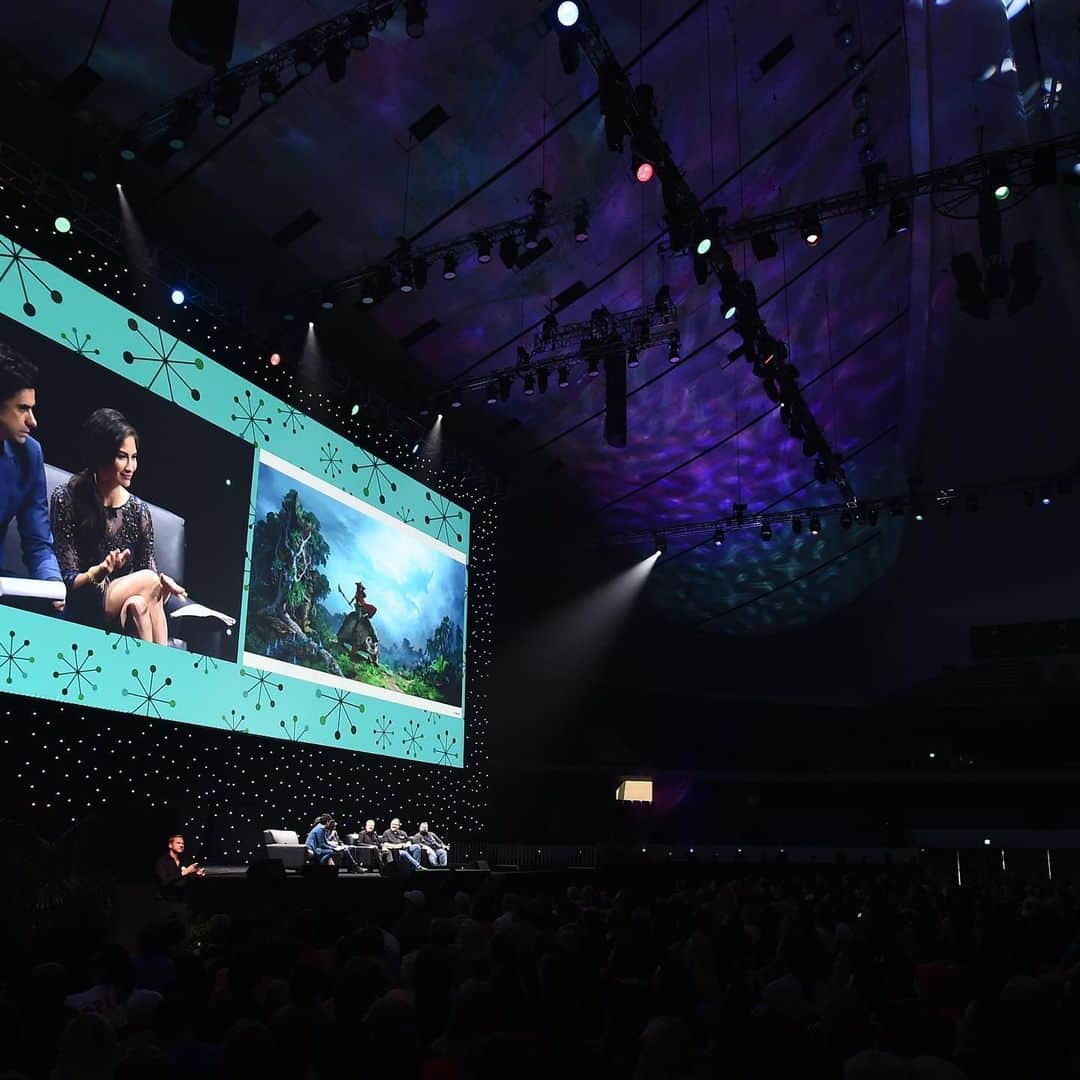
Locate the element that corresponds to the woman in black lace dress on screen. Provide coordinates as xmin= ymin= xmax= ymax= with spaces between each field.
xmin=50 ymin=408 xmax=186 ymax=642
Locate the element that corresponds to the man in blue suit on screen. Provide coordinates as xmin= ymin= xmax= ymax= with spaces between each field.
xmin=0 ymin=345 xmax=63 ymax=595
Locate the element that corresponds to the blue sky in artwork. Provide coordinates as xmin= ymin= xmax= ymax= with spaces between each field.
xmin=255 ymin=463 xmax=466 ymax=650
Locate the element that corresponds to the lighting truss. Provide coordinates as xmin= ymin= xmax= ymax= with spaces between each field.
xmin=602 ymin=467 xmax=1079 ymax=550
xmin=318 ymin=192 xmax=591 ymax=302
xmin=659 ymin=132 xmax=1080 ymax=255
xmin=561 ymin=1 xmax=854 ymax=501
xmin=126 ymin=2 xmax=403 ymax=152
xmin=440 ymin=299 xmax=679 ymax=400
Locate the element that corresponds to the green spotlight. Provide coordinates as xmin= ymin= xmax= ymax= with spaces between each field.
xmin=53 ymin=216 xmax=72 ymax=234
xmin=695 ymin=236 xmax=712 ymax=256
xmin=350 ymin=404 xmax=360 ymax=416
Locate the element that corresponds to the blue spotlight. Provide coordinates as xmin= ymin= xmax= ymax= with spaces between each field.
xmin=556 ymin=2 xmax=580 ymax=27
xmin=170 ymin=288 xmax=185 ymax=305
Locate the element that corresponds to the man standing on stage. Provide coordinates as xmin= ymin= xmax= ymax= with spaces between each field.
xmin=154 ymin=834 xmax=204 ymax=901
xmin=381 ymin=817 xmax=422 ymax=871
xmin=0 ymin=345 xmax=64 ymax=602
xmin=412 ymin=821 xmax=449 ymax=867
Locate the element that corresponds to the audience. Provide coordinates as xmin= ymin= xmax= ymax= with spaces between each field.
xmin=2 ymin=867 xmax=1080 ymax=1078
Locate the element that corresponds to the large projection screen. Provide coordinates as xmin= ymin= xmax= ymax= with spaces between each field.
xmin=0 ymin=234 xmax=468 ymax=767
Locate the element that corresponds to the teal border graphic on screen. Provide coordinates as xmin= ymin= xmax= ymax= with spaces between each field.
xmin=0 ymin=234 xmax=467 ymax=768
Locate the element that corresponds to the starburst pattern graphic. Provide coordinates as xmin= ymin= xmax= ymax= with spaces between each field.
xmin=424 ymin=491 xmax=465 ymax=544
xmin=317 ymin=688 xmax=364 ymax=740
xmin=397 ymin=507 xmax=416 ymax=526
xmin=231 ymin=389 xmax=272 ymax=444
xmin=352 ymin=452 xmax=398 ymax=504
xmin=279 ymin=714 xmax=309 ymax=742
xmin=122 ymin=317 xmax=205 ymax=402
xmin=0 ymin=629 xmax=34 ymax=684
xmin=122 ymin=665 xmax=175 ymax=718
xmin=0 ymin=237 xmax=63 ymax=316
xmin=320 ymin=442 xmax=343 ymax=478
xmin=192 ymin=653 xmax=218 ymax=675
xmin=221 ymin=710 xmax=247 ymax=733
xmin=240 ymin=668 xmax=283 ymax=710
xmin=278 ymin=405 xmax=305 ymax=434
xmin=59 ymin=327 xmax=100 ymax=357
xmin=434 ymin=730 xmax=459 ymax=766
xmin=401 ymin=717 xmax=424 ymax=758
xmin=373 ymin=715 xmax=394 ymax=750
xmin=106 ymin=629 xmax=141 ymax=654
xmin=423 ymin=710 xmax=440 ymax=726
xmin=52 ymin=643 xmax=101 ymax=700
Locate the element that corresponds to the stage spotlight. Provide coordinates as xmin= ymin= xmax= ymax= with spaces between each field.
xmin=523 ymin=372 xmax=536 ymax=396
xmin=627 ymin=344 xmax=640 ymax=369
xmin=694 ymin=221 xmax=713 ymax=256
xmin=791 ymin=515 xmax=803 ymax=535
xmin=852 ymin=83 xmax=870 ymax=111
xmin=269 ymin=352 xmax=282 ymax=367
xmin=165 ymin=99 xmax=199 ymax=150
xmin=633 ymin=154 xmax=655 ymax=183
xmin=1040 ymin=484 xmax=1052 ymax=506
xmin=53 ymin=216 xmax=72 ymax=234
xmin=516 ymin=344 xmax=531 ymax=365
xmin=912 ymin=501 xmax=925 ymax=521
xmin=654 ymin=534 xmax=667 ymax=556
xmin=212 ymin=78 xmax=244 ymax=126
xmin=541 ymin=313 xmax=558 ymax=343
xmin=295 ymin=43 xmax=318 ymax=76
xmin=835 ymin=23 xmax=855 ymax=47
xmin=441 ymin=253 xmax=458 ymax=280
xmin=348 ymin=12 xmax=371 ymax=49
xmin=989 ymin=157 xmax=1011 ymax=200
xmin=325 ymin=36 xmax=349 ymax=83
xmin=573 ymin=209 xmax=590 ymax=243
xmin=485 ymin=382 xmax=498 ymax=405
xmin=405 ymin=0 xmax=428 ymax=38
xmin=450 ymin=388 xmax=463 ymax=409
xmin=398 ymin=262 xmax=415 ymax=293
xmin=170 ymin=287 xmax=185 ymax=305
xmin=852 ymin=116 xmax=871 ymax=138
xmin=887 ymin=197 xmax=911 ymax=236
xmin=586 ymin=355 xmax=600 ymax=378
xmin=523 ymin=218 xmax=541 ymax=250
xmin=750 ymin=231 xmax=779 ymax=261
xmin=809 ymin=515 xmax=822 ymax=535
xmin=319 ymin=291 xmax=335 ymax=310
xmin=840 ymin=508 xmax=853 ymax=529
xmin=760 ymin=522 xmax=773 ymax=541
xmin=412 ymin=256 xmax=429 ymax=290
xmin=475 ymin=234 xmax=493 ymax=263
xmin=713 ymin=525 xmax=725 ymax=545
xmin=117 ymin=132 xmax=139 ymax=161
xmin=258 ymin=71 xmax=281 ymax=104
xmin=800 ymin=209 xmax=822 ymax=246
xmin=668 ymin=337 xmax=681 ymax=364
xmin=556 ymin=1 xmax=580 ymax=26
xmin=499 ymin=236 xmax=518 ymax=269
xmin=654 ymin=284 xmax=672 ymax=315
xmin=557 ymin=365 xmax=570 ymax=388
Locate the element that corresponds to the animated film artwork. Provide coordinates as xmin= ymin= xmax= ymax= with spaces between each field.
xmin=244 ymin=459 xmax=467 ymax=711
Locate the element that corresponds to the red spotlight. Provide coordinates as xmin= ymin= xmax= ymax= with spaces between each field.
xmin=635 ymin=159 xmax=655 ymax=183
xmin=269 ymin=352 xmax=282 ymax=367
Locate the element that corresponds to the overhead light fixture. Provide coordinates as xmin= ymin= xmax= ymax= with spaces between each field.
xmin=319 ymin=291 xmax=335 ymax=310
xmin=450 ymin=388 xmax=463 ymax=409
xmin=442 ymin=254 xmax=458 ymax=280
xmin=573 ymin=209 xmax=590 ymax=243
xmin=586 ymin=355 xmax=600 ymax=377
xmin=269 ymin=352 xmax=282 ymax=367
xmin=989 ymin=157 xmax=1011 ymax=201
xmin=348 ymin=12 xmax=371 ymax=49
xmin=887 ymin=196 xmax=911 ymax=236
xmin=499 ymin=236 xmax=518 ymax=269
xmin=405 ymin=0 xmax=428 ymax=39
xmin=760 ymin=523 xmax=773 ymax=541
xmin=557 ymin=365 xmax=569 ymax=388
xmin=626 ymin=344 xmax=640 ymax=369
xmin=523 ymin=219 xmax=541 ymax=250
xmin=53 ymin=216 xmax=72 ymax=234
xmin=475 ymin=234 xmax=493 ymax=263
xmin=668 ymin=337 xmax=681 ymax=364
xmin=398 ymin=262 xmax=415 ymax=293
xmin=835 ymin=23 xmax=856 ymax=47
xmin=258 ymin=72 xmax=282 ymax=105
xmin=800 ymin=209 xmax=822 ymax=246
xmin=523 ymin=373 xmax=536 ymax=396
xmin=633 ymin=153 xmax=655 ymax=183
xmin=212 ymin=78 xmax=243 ymax=126
xmin=117 ymin=132 xmax=138 ymax=161
xmin=294 ymin=43 xmax=318 ymax=76
xmin=713 ymin=525 xmax=725 ymax=546
xmin=170 ymin=288 xmax=186 ymax=305
xmin=809 ymin=515 xmax=822 ymax=536
xmin=485 ymin=382 xmax=498 ymax=404
xmin=165 ymin=99 xmax=199 ymax=150
xmin=556 ymin=1 xmax=580 ymax=26
xmin=654 ymin=284 xmax=672 ymax=314
xmin=325 ymin=36 xmax=349 ymax=83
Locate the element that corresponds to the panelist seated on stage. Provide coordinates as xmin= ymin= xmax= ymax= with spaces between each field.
xmin=154 ymin=833 xmax=204 ymax=901
xmin=412 ymin=822 xmax=449 ymax=868
xmin=356 ymin=819 xmax=381 ymax=847
xmin=306 ymin=814 xmax=359 ymax=871
xmin=381 ymin=817 xmax=422 ymax=871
